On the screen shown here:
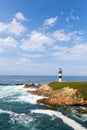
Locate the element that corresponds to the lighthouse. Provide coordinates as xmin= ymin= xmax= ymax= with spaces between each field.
xmin=58 ymin=68 xmax=62 ymax=82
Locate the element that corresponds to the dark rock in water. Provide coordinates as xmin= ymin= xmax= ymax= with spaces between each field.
xmin=35 ymin=84 xmax=42 ymax=88
xmin=24 ymin=83 xmax=35 ymax=88
xmin=78 ymin=109 xmax=87 ymax=114
xmin=24 ymin=83 xmax=41 ymax=88
xmin=27 ymin=90 xmax=37 ymax=94
xmin=15 ymin=83 xmax=24 ymax=86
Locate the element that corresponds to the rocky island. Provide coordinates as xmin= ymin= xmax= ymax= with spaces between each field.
xmin=25 ymin=81 xmax=87 ymax=108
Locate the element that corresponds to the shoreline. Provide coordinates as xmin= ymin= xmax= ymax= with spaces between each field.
xmin=23 ymin=82 xmax=87 ymax=108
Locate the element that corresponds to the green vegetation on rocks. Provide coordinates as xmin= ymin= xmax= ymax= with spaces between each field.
xmin=48 ymin=82 xmax=87 ymax=100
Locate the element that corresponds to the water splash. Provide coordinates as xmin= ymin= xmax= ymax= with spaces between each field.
xmin=0 ymin=85 xmax=44 ymax=104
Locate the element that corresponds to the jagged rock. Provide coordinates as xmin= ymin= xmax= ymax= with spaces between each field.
xmin=37 ymin=97 xmax=86 ymax=106
xmin=24 ymin=83 xmax=35 ymax=88
xmin=27 ymin=83 xmax=87 ymax=106
xmin=24 ymin=83 xmax=41 ymax=88
xmin=35 ymin=84 xmax=42 ymax=88
xmin=78 ymin=109 xmax=87 ymax=114
xmin=28 ymin=84 xmax=53 ymax=97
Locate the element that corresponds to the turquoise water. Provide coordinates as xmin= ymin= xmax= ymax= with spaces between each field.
xmin=0 ymin=76 xmax=87 ymax=130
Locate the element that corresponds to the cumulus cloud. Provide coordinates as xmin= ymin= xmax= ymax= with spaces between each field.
xmin=53 ymin=30 xmax=71 ymax=42
xmin=53 ymin=30 xmax=83 ymax=42
xmin=15 ymin=12 xmax=28 ymax=21
xmin=52 ymin=43 xmax=87 ymax=60
xmin=19 ymin=28 xmax=83 ymax=55
xmin=0 ymin=11 xmax=84 ymax=64
xmin=44 ymin=16 xmax=58 ymax=27
xmin=0 ymin=23 xmax=7 ymax=32
xmin=0 ymin=12 xmax=26 ymax=36
xmin=7 ymin=18 xmax=26 ymax=35
xmin=20 ymin=31 xmax=53 ymax=51
xmin=0 ymin=37 xmax=18 ymax=48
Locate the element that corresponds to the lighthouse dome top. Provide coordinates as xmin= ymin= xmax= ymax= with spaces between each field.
xmin=58 ymin=68 xmax=62 ymax=74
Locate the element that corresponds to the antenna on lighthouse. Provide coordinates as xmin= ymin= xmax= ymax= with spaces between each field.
xmin=58 ymin=68 xmax=62 ymax=82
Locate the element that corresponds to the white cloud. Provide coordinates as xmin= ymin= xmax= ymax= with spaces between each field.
xmin=20 ymin=31 xmax=53 ymax=51
xmin=0 ymin=37 xmax=18 ymax=48
xmin=0 ymin=23 xmax=7 ymax=32
xmin=53 ymin=30 xmax=71 ymax=42
xmin=65 ymin=9 xmax=79 ymax=22
xmin=53 ymin=30 xmax=83 ymax=42
xmin=44 ymin=16 xmax=58 ymax=27
xmin=7 ymin=18 xmax=26 ymax=35
xmin=20 ymin=28 xmax=83 ymax=54
xmin=15 ymin=12 xmax=28 ymax=21
xmin=52 ymin=43 xmax=87 ymax=60
xmin=66 ymin=16 xmax=79 ymax=22
xmin=0 ymin=13 xmax=26 ymax=36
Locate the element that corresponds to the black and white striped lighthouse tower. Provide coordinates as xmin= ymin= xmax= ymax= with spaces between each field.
xmin=58 ymin=68 xmax=62 ymax=82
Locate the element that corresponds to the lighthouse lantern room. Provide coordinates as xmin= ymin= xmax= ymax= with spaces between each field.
xmin=58 ymin=68 xmax=62 ymax=82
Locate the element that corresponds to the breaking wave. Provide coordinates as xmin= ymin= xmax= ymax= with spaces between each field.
xmin=31 ymin=109 xmax=87 ymax=130
xmin=0 ymin=109 xmax=35 ymax=127
xmin=71 ymin=107 xmax=87 ymax=122
xmin=0 ymin=85 xmax=44 ymax=104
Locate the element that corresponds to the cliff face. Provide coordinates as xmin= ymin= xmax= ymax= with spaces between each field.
xmin=27 ymin=83 xmax=87 ymax=106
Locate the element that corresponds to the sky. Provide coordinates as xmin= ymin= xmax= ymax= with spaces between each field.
xmin=0 ymin=0 xmax=87 ymax=75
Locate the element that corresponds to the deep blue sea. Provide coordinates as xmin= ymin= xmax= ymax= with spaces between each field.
xmin=0 ymin=75 xmax=87 ymax=130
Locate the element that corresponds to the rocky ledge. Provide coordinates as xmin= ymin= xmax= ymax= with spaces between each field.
xmin=26 ymin=83 xmax=87 ymax=107
xmin=24 ymin=83 xmax=41 ymax=88
xmin=78 ymin=109 xmax=87 ymax=114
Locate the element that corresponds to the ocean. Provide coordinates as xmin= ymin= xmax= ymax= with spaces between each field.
xmin=0 ymin=75 xmax=87 ymax=130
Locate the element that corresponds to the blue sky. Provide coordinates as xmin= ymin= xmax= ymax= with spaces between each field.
xmin=0 ymin=0 xmax=87 ymax=75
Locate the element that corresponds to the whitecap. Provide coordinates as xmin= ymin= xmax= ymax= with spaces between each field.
xmin=0 ymin=84 xmax=44 ymax=104
xmin=31 ymin=109 xmax=87 ymax=130
xmin=0 ymin=109 xmax=35 ymax=126
xmin=71 ymin=107 xmax=87 ymax=122
xmin=0 ymin=85 xmax=25 ymax=99
xmin=15 ymin=93 xmax=44 ymax=104
xmin=73 ymin=113 xmax=87 ymax=122
xmin=26 ymin=87 xmax=37 ymax=91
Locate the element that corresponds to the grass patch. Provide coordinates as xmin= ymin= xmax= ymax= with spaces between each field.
xmin=48 ymin=81 xmax=87 ymax=100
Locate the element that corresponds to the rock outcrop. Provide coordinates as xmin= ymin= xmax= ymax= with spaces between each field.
xmin=78 ymin=109 xmax=87 ymax=114
xmin=27 ymin=83 xmax=87 ymax=106
xmin=27 ymin=84 xmax=53 ymax=96
xmin=24 ymin=83 xmax=35 ymax=88
xmin=24 ymin=83 xmax=41 ymax=88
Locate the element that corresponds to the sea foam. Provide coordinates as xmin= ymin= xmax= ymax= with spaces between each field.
xmin=31 ymin=109 xmax=87 ymax=130
xmin=71 ymin=107 xmax=87 ymax=122
xmin=0 ymin=84 xmax=44 ymax=104
xmin=0 ymin=109 xmax=35 ymax=126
